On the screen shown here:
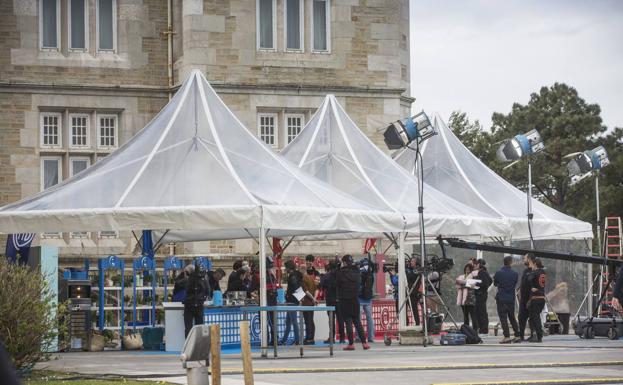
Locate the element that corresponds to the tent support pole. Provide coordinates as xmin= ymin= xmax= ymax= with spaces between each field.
xmin=398 ymin=233 xmax=406 ymax=329
xmin=259 ymin=224 xmax=268 ymax=358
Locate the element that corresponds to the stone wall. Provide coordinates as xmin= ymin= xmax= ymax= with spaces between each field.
xmin=0 ymin=0 xmax=410 ymax=259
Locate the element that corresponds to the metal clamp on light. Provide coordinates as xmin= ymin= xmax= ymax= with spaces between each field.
xmin=383 ymin=111 xmax=435 ymax=149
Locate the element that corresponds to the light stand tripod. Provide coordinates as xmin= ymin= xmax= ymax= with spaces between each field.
xmin=527 ymin=156 xmax=535 ymax=249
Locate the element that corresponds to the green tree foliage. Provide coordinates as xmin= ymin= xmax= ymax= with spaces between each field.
xmin=0 ymin=259 xmax=68 ymax=372
xmin=449 ymin=83 xmax=622 ymax=240
xmin=447 ymin=111 xmax=491 ymax=159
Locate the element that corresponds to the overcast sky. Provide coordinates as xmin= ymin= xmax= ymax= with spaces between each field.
xmin=410 ymin=0 xmax=623 ymax=131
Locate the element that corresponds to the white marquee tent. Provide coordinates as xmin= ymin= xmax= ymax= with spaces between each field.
xmin=392 ymin=115 xmax=593 ymax=241
xmin=280 ymin=95 xmax=509 ymax=238
xmin=0 ymin=71 xmax=406 ymax=237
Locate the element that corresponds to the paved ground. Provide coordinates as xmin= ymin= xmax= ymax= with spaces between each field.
xmin=37 ymin=335 xmax=623 ymax=385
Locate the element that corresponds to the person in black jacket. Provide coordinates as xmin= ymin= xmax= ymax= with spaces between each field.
xmin=494 ymin=256 xmax=520 ymax=343
xmin=405 ymin=257 xmax=421 ymax=326
xmin=527 ymin=258 xmax=547 ymax=343
xmin=207 ymin=268 xmax=225 ymax=294
xmin=473 ymin=259 xmax=492 ymax=335
xmin=183 ymin=264 xmax=210 ymax=337
xmin=280 ymin=260 xmax=302 ymax=345
xmin=517 ymin=253 xmax=536 ymax=341
xmin=336 ymin=255 xmax=369 ymax=351
xmin=320 ymin=261 xmax=345 ymax=343
xmin=172 ymin=270 xmax=188 ymax=302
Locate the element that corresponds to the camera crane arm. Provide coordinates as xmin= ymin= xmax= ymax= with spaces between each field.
xmin=437 ymin=236 xmax=622 ymax=268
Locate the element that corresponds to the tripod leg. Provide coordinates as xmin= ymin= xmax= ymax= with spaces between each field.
xmin=426 ymin=276 xmax=460 ymax=329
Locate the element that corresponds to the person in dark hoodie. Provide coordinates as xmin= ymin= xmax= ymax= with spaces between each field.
xmin=336 ymin=254 xmax=369 ymax=351
xmin=517 ymin=253 xmax=536 ymax=341
xmin=494 ymin=256 xmax=520 ymax=343
xmin=183 ymin=264 xmax=210 ymax=337
xmin=319 ymin=261 xmax=345 ymax=343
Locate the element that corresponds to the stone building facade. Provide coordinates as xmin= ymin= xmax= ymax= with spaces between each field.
xmin=0 ymin=0 xmax=412 ymax=263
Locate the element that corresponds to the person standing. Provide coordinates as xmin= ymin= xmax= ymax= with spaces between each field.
xmin=183 ymin=264 xmax=209 ymax=337
xmin=613 ymin=267 xmax=623 ymax=313
xmin=207 ymin=268 xmax=226 ymax=293
xmin=280 ymin=260 xmax=302 ymax=345
xmin=320 ymin=261 xmax=345 ymax=343
xmin=336 ymin=255 xmax=370 ymax=351
xmin=527 ymin=258 xmax=547 ymax=343
xmin=494 ymin=256 xmax=520 ymax=343
xmin=405 ymin=257 xmax=422 ymax=326
xmin=359 ymin=258 xmax=375 ymax=343
xmin=456 ymin=263 xmax=479 ymax=331
xmin=305 ymin=254 xmax=321 ymax=280
xmin=301 ymin=267 xmax=318 ymax=345
xmin=473 ymin=259 xmax=492 ymax=335
xmin=518 ymin=253 xmax=536 ymax=341
xmin=249 ymin=257 xmax=278 ymax=345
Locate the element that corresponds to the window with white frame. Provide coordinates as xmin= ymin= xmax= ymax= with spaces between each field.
xmin=41 ymin=113 xmax=62 ymax=148
xmin=69 ymin=156 xmax=90 ymax=177
xmin=285 ymin=0 xmax=303 ymax=51
xmin=312 ymin=0 xmax=330 ymax=52
xmin=40 ymin=0 xmax=60 ymax=49
xmin=41 ymin=157 xmax=62 ymax=191
xmin=258 ymin=113 xmax=277 ymax=147
xmin=257 ymin=0 xmax=275 ymax=50
xmin=285 ymin=114 xmax=305 ymax=144
xmin=97 ymin=0 xmax=116 ymax=51
xmin=98 ymin=114 xmax=117 ymax=149
xmin=69 ymin=157 xmax=90 ymax=238
xmin=69 ymin=0 xmax=88 ymax=50
xmin=70 ymin=114 xmax=89 ymax=148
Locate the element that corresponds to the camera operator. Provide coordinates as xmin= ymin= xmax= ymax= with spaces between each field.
xmin=473 ymin=259 xmax=492 ymax=335
xmin=183 ymin=263 xmax=210 ymax=337
xmin=337 ymin=255 xmax=370 ymax=351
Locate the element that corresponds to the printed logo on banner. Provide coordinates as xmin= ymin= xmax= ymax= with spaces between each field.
xmin=250 ymin=314 xmax=261 ymax=341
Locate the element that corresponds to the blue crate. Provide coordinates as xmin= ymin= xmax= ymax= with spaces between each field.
xmin=63 ymin=268 xmax=88 ymax=280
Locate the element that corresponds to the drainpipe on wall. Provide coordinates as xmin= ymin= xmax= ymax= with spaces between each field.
xmin=162 ymin=0 xmax=175 ymax=99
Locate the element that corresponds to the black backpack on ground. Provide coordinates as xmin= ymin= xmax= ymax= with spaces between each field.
xmin=460 ymin=324 xmax=482 ymax=344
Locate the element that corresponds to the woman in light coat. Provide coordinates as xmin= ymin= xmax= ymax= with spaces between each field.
xmin=456 ymin=263 xmax=479 ymax=331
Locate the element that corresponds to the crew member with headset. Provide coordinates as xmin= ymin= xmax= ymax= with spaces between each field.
xmin=183 ymin=263 xmax=210 ymax=337
xmin=526 ymin=257 xmax=547 ymax=343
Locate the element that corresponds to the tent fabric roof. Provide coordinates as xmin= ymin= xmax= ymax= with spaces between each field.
xmin=281 ymin=95 xmax=509 ymax=238
xmin=0 ymin=71 xmax=405 ymax=237
xmin=392 ymin=115 xmax=593 ymax=240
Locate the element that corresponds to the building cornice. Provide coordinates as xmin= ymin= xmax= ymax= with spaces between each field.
xmin=0 ymin=80 xmax=415 ymax=103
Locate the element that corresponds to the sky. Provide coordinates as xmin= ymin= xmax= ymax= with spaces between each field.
xmin=410 ymin=0 xmax=623 ymax=131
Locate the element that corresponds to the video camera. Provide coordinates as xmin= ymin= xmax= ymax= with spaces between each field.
xmin=409 ymin=254 xmax=454 ymax=276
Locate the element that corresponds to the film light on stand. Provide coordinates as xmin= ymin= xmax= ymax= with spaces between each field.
xmin=567 ymin=145 xmax=610 ymax=184
xmin=496 ymin=129 xmax=545 ymax=163
xmin=383 ymin=111 xmax=435 ymax=150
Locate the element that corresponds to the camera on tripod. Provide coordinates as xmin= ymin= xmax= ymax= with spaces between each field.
xmin=409 ymin=253 xmax=454 ymax=276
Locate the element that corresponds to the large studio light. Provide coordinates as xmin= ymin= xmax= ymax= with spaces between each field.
xmin=382 ymin=110 xmax=436 ymax=344
xmin=383 ymin=111 xmax=436 ymax=150
xmin=496 ymin=129 xmax=545 ymax=163
xmin=496 ymin=129 xmax=545 ymax=249
xmin=567 ymin=145 xmax=610 ymax=184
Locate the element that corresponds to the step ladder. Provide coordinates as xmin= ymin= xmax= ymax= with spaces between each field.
xmin=599 ymin=217 xmax=622 ymax=317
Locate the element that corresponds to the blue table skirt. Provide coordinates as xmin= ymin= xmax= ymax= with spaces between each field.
xmin=203 ymin=305 xmax=334 ymax=347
